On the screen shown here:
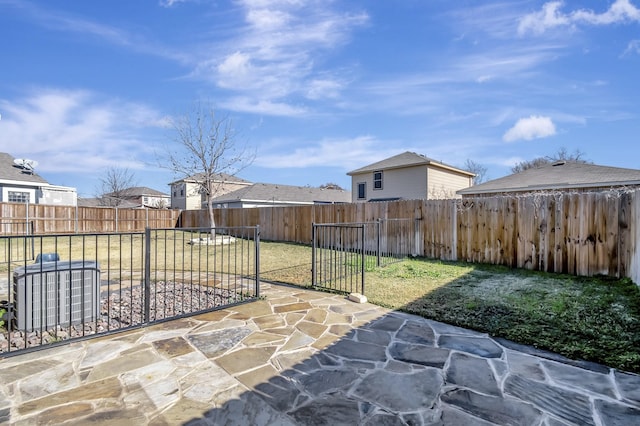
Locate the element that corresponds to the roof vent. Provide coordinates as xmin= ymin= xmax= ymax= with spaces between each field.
xmin=551 ymin=161 xmax=566 ymax=167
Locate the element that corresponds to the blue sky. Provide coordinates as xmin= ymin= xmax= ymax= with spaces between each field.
xmin=1 ymin=0 xmax=639 ymax=197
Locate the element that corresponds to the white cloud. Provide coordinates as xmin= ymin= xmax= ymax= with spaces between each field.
xmin=623 ymin=39 xmax=640 ymax=56
xmin=519 ymin=0 xmax=640 ymax=35
xmin=219 ymin=97 xmax=307 ymax=116
xmin=159 ymin=0 xmax=190 ymax=7
xmin=255 ymin=136 xmax=397 ymax=170
xmin=503 ymin=115 xmax=556 ymax=142
xmin=0 ymin=89 xmax=164 ymax=173
xmin=190 ymin=1 xmax=368 ymax=115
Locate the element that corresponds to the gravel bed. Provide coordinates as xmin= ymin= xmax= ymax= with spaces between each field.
xmin=0 ymin=281 xmax=251 ymax=353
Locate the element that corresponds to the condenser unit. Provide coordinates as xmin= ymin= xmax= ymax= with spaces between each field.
xmin=13 ymin=261 xmax=100 ymax=332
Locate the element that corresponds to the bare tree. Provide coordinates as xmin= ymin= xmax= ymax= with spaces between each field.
xmin=512 ymin=147 xmax=590 ymax=174
xmin=463 ymin=159 xmax=488 ymax=185
xmin=97 ymin=167 xmax=137 ymax=206
xmin=165 ymin=101 xmax=254 ymax=236
xmin=319 ymin=182 xmax=345 ymax=190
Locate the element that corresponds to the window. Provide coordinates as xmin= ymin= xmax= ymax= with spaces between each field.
xmin=180 ymin=189 xmax=184 ymax=196
xmin=373 ymin=171 xmax=383 ymax=190
xmin=357 ymin=182 xmax=366 ymax=200
xmin=8 ymin=191 xmax=29 ymax=203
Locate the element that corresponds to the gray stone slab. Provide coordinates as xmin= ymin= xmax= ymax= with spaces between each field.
xmin=396 ymin=321 xmax=436 ymax=346
xmin=438 ymin=335 xmax=503 ymax=358
xmin=204 ymin=391 xmax=296 ymax=426
xmin=353 ymin=369 xmax=443 ymax=413
xmin=426 ymin=320 xmax=486 ymax=337
xmin=441 ymin=388 xmax=543 ymax=426
xmin=495 ymin=338 xmax=610 ymax=374
xmin=324 ymin=339 xmax=388 ymax=362
xmin=254 ymin=381 xmax=301 ymax=412
xmin=594 ymin=399 xmax=640 ymax=426
xmin=445 ymin=352 xmax=501 ymax=396
xmin=542 ymin=360 xmax=617 ymax=399
xmin=288 ymin=394 xmax=361 ymax=426
xmin=362 ymin=413 xmax=406 ymax=425
xmin=504 ymin=374 xmax=595 ymax=426
xmin=355 ymin=328 xmax=391 ymax=346
xmin=187 ymin=327 xmax=251 ymax=358
xmin=366 ymin=315 xmax=406 ymax=333
xmin=435 ymin=406 xmax=499 ymax=426
xmin=389 ymin=342 xmax=450 ymax=369
xmin=297 ymin=369 xmax=360 ymax=396
xmin=506 ymin=350 xmax=546 ymax=381
xmin=613 ymin=370 xmax=640 ymax=405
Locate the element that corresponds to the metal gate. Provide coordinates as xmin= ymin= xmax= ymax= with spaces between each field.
xmin=312 ymin=223 xmax=366 ymax=295
xmin=311 ymin=219 xmax=417 ymax=295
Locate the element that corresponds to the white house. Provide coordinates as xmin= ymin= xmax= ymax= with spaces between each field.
xmin=347 ymin=151 xmax=474 ymax=202
xmin=0 ymin=153 xmax=77 ymax=206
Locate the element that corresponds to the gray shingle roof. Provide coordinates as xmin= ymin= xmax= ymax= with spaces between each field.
xmin=0 ymin=152 xmax=49 ymax=184
xmin=211 ymin=183 xmax=351 ymax=204
xmin=169 ymin=173 xmax=251 ymax=185
xmin=110 ymin=187 xmax=169 ymax=197
xmin=458 ymin=161 xmax=640 ymax=195
xmin=347 ymin=151 xmax=474 ymax=176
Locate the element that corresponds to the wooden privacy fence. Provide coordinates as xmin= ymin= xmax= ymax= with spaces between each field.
xmin=181 ymin=189 xmax=640 ymax=284
xmin=0 ymin=203 xmax=180 ymax=234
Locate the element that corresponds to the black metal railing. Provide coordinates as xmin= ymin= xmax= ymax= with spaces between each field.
xmin=311 ymin=218 xmax=416 ymax=295
xmin=0 ymin=226 xmax=260 ymax=356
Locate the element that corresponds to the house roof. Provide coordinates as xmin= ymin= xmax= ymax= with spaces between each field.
xmin=169 ymin=173 xmax=251 ymax=186
xmin=458 ymin=161 xmax=640 ymax=195
xmin=0 ymin=152 xmax=49 ymax=184
xmin=109 ymin=186 xmax=169 ymax=197
xmin=347 ymin=151 xmax=475 ymax=177
xmin=77 ymin=198 xmax=140 ymax=208
xmin=211 ymin=183 xmax=351 ymax=205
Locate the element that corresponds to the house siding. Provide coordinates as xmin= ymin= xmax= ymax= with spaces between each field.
xmin=352 ymin=166 xmax=427 ymax=202
xmin=427 ymin=167 xmax=473 ymax=199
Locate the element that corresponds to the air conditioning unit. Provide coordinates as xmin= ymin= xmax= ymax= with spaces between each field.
xmin=13 ymin=261 xmax=100 ymax=332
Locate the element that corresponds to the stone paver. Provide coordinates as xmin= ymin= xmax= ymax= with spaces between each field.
xmin=1 ymin=282 xmax=639 ymax=425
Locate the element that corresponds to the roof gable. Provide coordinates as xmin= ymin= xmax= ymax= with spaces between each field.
xmin=0 ymin=152 xmax=49 ymax=185
xmin=347 ymin=151 xmax=474 ymax=177
xmin=458 ymin=162 xmax=640 ymax=195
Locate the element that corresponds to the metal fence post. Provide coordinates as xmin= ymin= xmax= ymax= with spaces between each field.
xmin=376 ymin=218 xmax=381 ymax=267
xmin=255 ymin=225 xmax=260 ymax=298
xmin=144 ymin=227 xmax=151 ymax=323
xmin=361 ymin=224 xmax=366 ymax=295
xmin=311 ymin=223 xmax=317 ymax=287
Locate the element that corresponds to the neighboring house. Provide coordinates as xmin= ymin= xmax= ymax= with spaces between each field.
xmin=457 ymin=161 xmax=640 ymax=198
xmin=169 ymin=173 xmax=252 ymax=210
xmin=0 ymin=152 xmax=77 ymax=206
xmin=103 ymin=186 xmax=170 ymax=208
xmin=347 ymin=151 xmax=475 ymax=202
xmin=210 ymin=183 xmax=351 ymax=208
xmin=77 ymin=197 xmax=139 ymax=208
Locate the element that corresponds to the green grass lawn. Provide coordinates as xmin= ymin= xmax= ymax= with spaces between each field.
xmin=365 ymin=259 xmax=640 ymax=373
xmin=259 ymin=242 xmax=640 ymax=373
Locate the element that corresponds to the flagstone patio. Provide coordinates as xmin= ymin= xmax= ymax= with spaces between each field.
xmin=1 ymin=283 xmax=639 ymax=425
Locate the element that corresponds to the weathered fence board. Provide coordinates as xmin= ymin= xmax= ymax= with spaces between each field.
xmin=181 ymin=190 xmax=639 ymax=283
xmin=2 ymin=189 xmax=638 ymax=284
xmin=0 ymin=203 xmax=180 ymax=234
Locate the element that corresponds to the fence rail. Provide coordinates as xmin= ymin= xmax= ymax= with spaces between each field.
xmin=0 ymin=226 xmax=260 ymax=357
xmin=0 ymin=203 xmax=180 ymax=235
xmin=181 ymin=189 xmax=640 ymax=285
